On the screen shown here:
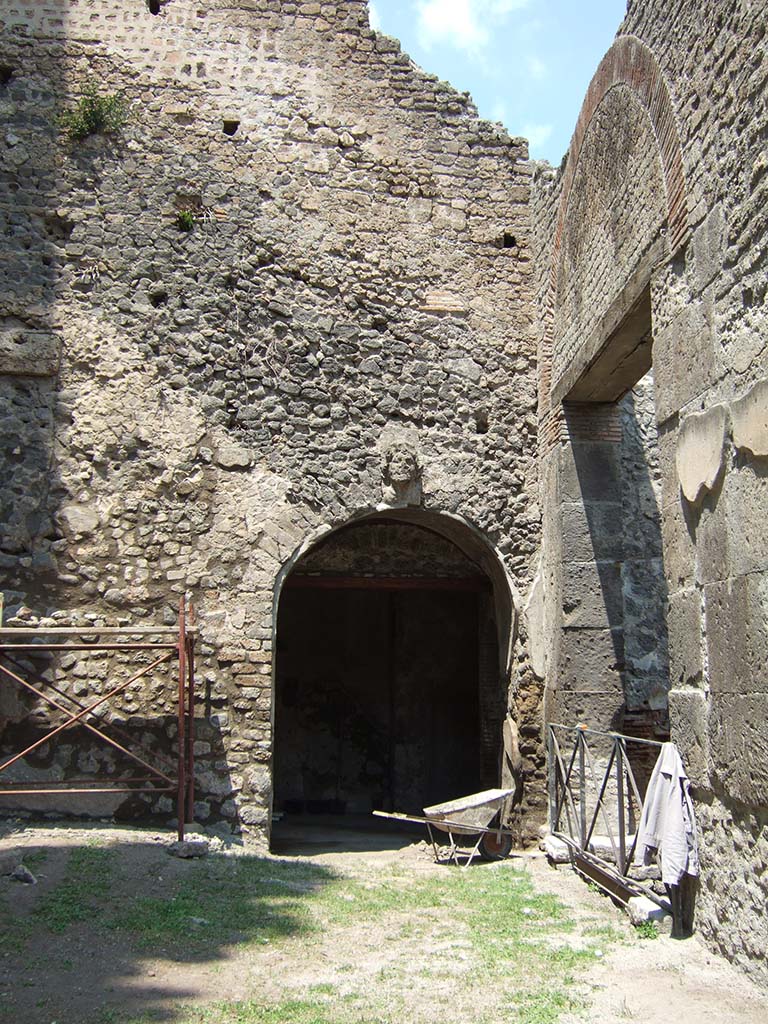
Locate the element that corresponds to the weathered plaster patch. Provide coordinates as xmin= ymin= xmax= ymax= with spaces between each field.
xmin=731 ymin=378 xmax=768 ymax=457
xmin=523 ymin=567 xmax=546 ymax=680
xmin=676 ymin=405 xmax=727 ymax=504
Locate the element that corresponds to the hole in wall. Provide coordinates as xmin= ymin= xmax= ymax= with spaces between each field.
xmin=44 ymin=213 xmax=75 ymax=242
xmin=474 ymin=408 xmax=489 ymax=434
xmin=0 ymin=65 xmax=14 ymax=86
xmin=149 ymin=288 xmax=168 ymax=308
xmin=222 ymin=120 xmax=240 ymax=136
xmin=148 ymin=0 xmax=162 ymax=14
xmin=502 ymin=233 xmax=516 ymax=248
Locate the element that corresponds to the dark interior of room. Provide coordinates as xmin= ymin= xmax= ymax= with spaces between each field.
xmin=273 ymin=584 xmax=484 ymax=820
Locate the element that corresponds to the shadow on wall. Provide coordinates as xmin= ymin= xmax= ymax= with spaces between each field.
xmin=0 ymin=643 xmax=239 ymax=832
xmin=0 ymin=831 xmax=340 ymax=1023
xmin=0 ymin=8 xmax=70 ymax=622
xmin=563 ymin=372 xmax=669 ymax=732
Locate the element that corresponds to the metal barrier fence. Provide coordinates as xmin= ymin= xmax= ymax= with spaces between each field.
xmin=548 ymin=723 xmax=666 ymax=908
xmin=0 ymin=599 xmax=196 ymax=840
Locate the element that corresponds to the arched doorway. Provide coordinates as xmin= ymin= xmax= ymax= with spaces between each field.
xmin=271 ymin=511 xmax=514 ymax=838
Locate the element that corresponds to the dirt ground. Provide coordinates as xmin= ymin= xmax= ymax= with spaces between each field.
xmin=0 ymin=820 xmax=765 ymax=1024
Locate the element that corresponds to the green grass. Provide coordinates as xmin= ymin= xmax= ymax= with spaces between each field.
xmin=635 ymin=920 xmax=659 ymax=939
xmin=2 ymin=844 xmax=623 ymax=1024
xmin=35 ymin=846 xmax=114 ymax=932
xmin=23 ymin=849 xmax=49 ymax=870
xmin=112 ymin=854 xmax=334 ymax=949
xmin=115 ymin=1000 xmax=384 ymax=1024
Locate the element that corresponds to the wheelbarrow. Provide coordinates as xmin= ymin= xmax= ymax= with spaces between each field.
xmin=373 ymin=787 xmax=517 ymax=867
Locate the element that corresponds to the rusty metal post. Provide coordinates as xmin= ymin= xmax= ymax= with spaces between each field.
xmin=185 ymin=602 xmax=196 ymax=823
xmin=176 ymin=597 xmax=187 ymax=842
xmin=547 ymin=724 xmax=554 ymax=830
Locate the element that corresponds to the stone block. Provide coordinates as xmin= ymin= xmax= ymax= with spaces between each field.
xmin=540 ymin=833 xmax=571 ymax=863
xmin=725 ymin=462 xmax=768 ymax=576
xmin=560 ymin=442 xmax=621 ymax=504
xmin=553 ymin=689 xmax=624 ymax=733
xmin=168 ymin=839 xmax=209 ymax=859
xmin=627 ymin=895 xmax=671 ymax=929
xmin=675 ymin=404 xmax=727 ymax=505
xmin=667 ymin=587 xmax=703 ymax=689
xmin=656 ymin=416 xmax=679 ymax=511
xmin=660 ymin=502 xmax=695 ymax=589
xmin=668 ymin=688 xmax=709 ymax=788
xmin=523 ymin=570 xmax=546 ymax=680
xmin=11 ymin=864 xmax=37 ymax=884
xmin=58 ymin=504 xmax=100 ymax=536
xmin=0 ymin=320 xmax=61 ymax=376
xmin=558 ymin=627 xmax=624 ymax=693
xmin=704 ymin=574 xmax=768 ymax=696
xmin=691 ymin=203 xmax=725 ymax=294
xmin=731 ymin=378 xmax=768 ymax=457
xmin=561 ymin=502 xmax=623 ymax=562
xmin=654 ymin=301 xmax=718 ymax=423
xmin=562 ymin=561 xmax=624 ymax=629
xmin=693 ymin=480 xmax=730 ymax=585
xmin=621 ymin=558 xmax=668 ymax=653
xmin=709 ymin=691 xmax=768 ymax=806
xmin=215 ymin=442 xmax=253 ymax=469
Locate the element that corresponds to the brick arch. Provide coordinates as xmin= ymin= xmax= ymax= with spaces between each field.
xmin=541 ymin=35 xmax=688 ymax=418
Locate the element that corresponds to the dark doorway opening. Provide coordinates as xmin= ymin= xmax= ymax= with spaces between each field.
xmin=271 ymin=518 xmax=506 ymax=847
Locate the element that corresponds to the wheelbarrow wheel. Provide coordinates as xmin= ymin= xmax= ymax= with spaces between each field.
xmin=479 ymin=830 xmax=513 ymax=861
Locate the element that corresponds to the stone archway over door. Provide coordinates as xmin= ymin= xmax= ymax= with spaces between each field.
xmin=271 ymin=512 xmax=515 ymax=833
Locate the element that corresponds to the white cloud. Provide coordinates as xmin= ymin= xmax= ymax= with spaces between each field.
xmin=490 ymin=99 xmax=508 ymax=124
xmin=521 ymin=122 xmax=553 ymax=153
xmin=526 ymin=54 xmax=546 ymax=80
xmin=368 ymin=1 xmax=382 ymax=30
xmin=416 ymin=0 xmax=529 ymax=56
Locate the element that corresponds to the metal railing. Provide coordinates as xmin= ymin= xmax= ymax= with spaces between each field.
xmin=548 ymin=723 xmax=665 ymax=907
xmin=0 ymin=599 xmax=196 ymax=840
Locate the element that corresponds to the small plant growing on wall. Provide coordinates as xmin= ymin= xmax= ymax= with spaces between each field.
xmin=174 ymin=194 xmax=215 ymax=233
xmin=60 ymin=82 xmax=127 ymax=142
xmin=176 ymin=208 xmax=196 ymax=232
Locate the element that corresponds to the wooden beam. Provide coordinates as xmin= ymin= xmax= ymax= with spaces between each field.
xmin=284 ymin=575 xmax=490 ymax=592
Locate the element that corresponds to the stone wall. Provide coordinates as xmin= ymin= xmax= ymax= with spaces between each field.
xmin=619 ymin=372 xmax=668 ymax=720
xmin=0 ymin=1 xmax=541 ymax=839
xmin=532 ymin=0 xmax=768 ymax=984
xmin=3 ymin=0 xmax=765 ymax=984
xmin=624 ymin=0 xmax=767 ymax=983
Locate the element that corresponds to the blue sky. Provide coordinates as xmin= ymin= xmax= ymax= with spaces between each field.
xmin=367 ymin=0 xmax=627 ymax=164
